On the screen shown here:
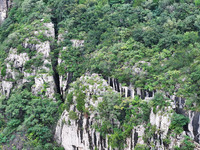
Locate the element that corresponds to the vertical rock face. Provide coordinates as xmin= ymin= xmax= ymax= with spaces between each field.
xmin=106 ymin=77 xmax=200 ymax=146
xmin=0 ymin=48 xmax=29 ymax=97
xmin=55 ymin=74 xmax=200 ymax=150
xmin=53 ymin=74 xmax=164 ymax=149
xmin=0 ymin=0 xmax=11 ymax=24
xmin=55 ymin=74 xmax=147 ymax=150
xmin=55 ymin=74 xmax=112 ymax=150
xmin=0 ymin=21 xmax=56 ymax=98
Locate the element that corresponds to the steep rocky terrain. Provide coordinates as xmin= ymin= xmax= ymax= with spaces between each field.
xmin=1 ymin=0 xmax=200 ymax=149
xmin=54 ymin=74 xmax=200 ymax=150
xmin=0 ymin=0 xmax=11 ymax=24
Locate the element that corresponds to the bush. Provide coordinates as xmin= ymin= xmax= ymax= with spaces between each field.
xmin=76 ymin=90 xmax=86 ymax=112
xmin=1 ymin=66 xmax=6 ymax=77
xmin=195 ymin=0 xmax=200 ymax=7
xmin=170 ymin=113 xmax=189 ymax=134
xmin=7 ymin=119 xmax=21 ymax=128
xmin=28 ymin=125 xmax=52 ymax=144
xmin=150 ymin=93 xmax=169 ymax=113
xmin=68 ymin=111 xmax=79 ymax=120
xmin=143 ymin=124 xmax=157 ymax=143
xmin=59 ymin=103 xmax=68 ymax=114
xmin=108 ymin=129 xmax=124 ymax=150
xmin=3 ymin=90 xmax=59 ymax=147
xmin=0 ymin=134 xmax=7 ymax=143
xmin=181 ymin=136 xmax=195 ymax=150
xmin=163 ymin=137 xmax=171 ymax=145
xmin=67 ymin=92 xmax=73 ymax=104
xmin=135 ymin=144 xmax=150 ymax=150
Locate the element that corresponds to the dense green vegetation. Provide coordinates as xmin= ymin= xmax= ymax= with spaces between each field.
xmin=0 ymin=90 xmax=62 ymax=149
xmin=1 ymin=0 xmax=200 ymax=149
xmin=54 ymin=0 xmax=200 ymax=109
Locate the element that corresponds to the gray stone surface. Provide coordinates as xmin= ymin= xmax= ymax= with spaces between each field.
xmin=0 ymin=0 xmax=11 ymax=24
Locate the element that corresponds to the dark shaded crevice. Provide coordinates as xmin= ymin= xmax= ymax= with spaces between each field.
xmin=78 ymin=114 xmax=83 ymax=143
xmin=65 ymin=72 xmax=73 ymax=92
xmin=52 ymin=64 xmax=61 ymax=95
xmin=88 ymin=130 xmax=93 ymax=150
xmin=52 ymin=17 xmax=59 ymax=38
xmin=100 ymin=135 xmax=103 ymax=150
xmin=127 ymin=89 xmax=131 ymax=97
xmin=94 ymin=131 xmax=97 ymax=146
xmin=115 ymin=78 xmax=120 ymax=92
xmin=86 ymin=116 xmax=93 ymax=149
xmin=51 ymin=16 xmax=62 ymax=101
xmin=192 ymin=112 xmax=200 ymax=142
xmin=5 ymin=0 xmax=10 ymax=18
xmin=133 ymin=130 xmax=138 ymax=147
xmin=183 ymin=123 xmax=189 ymax=132
xmin=130 ymin=130 xmax=133 ymax=149
xmin=6 ymin=0 xmax=9 ymax=9
xmin=159 ymin=133 xmax=162 ymax=145
xmin=149 ymin=90 xmax=153 ymax=97
xmin=51 ymin=50 xmax=61 ymax=99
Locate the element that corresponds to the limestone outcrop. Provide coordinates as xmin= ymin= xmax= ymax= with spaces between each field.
xmin=55 ymin=74 xmax=200 ymax=150
xmin=0 ymin=0 xmax=11 ymax=24
xmin=0 ymin=21 xmax=56 ymax=99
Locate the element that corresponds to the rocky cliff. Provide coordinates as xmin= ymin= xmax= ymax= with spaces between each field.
xmin=54 ymin=74 xmax=200 ymax=150
xmin=1 ymin=17 xmax=200 ymax=150
xmin=0 ymin=0 xmax=11 ymax=24
xmin=1 ymin=0 xmax=200 ymax=149
xmin=0 ymin=20 xmax=56 ymax=99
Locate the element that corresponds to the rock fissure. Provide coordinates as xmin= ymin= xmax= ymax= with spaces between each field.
xmin=50 ymin=17 xmax=62 ymax=101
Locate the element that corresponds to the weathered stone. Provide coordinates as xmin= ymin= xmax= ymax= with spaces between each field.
xmin=0 ymin=0 xmax=11 ymax=24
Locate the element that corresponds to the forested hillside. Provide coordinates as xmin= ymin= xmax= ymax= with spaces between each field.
xmin=1 ymin=0 xmax=200 ymax=149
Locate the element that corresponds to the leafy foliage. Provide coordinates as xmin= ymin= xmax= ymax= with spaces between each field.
xmin=1 ymin=0 xmax=200 ymax=149
xmin=170 ymin=113 xmax=189 ymax=134
xmin=69 ymin=111 xmax=79 ymax=120
xmin=0 ymin=90 xmax=59 ymax=148
xmin=76 ymin=90 xmax=86 ymax=112
xmin=150 ymin=92 xmax=170 ymax=113
xmin=95 ymin=93 xmax=150 ymax=148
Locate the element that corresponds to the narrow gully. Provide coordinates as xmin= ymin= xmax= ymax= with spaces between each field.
xmin=51 ymin=16 xmax=62 ymax=101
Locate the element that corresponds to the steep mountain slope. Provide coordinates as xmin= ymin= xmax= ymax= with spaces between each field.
xmin=1 ymin=0 xmax=200 ymax=149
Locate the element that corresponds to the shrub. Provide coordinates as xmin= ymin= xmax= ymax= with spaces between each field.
xmin=76 ymin=91 xmax=86 ymax=112
xmin=181 ymin=136 xmax=195 ymax=150
xmin=68 ymin=111 xmax=79 ymax=120
xmin=59 ymin=103 xmax=68 ymax=114
xmin=67 ymin=92 xmax=73 ymax=105
xmin=28 ymin=125 xmax=52 ymax=144
xmin=7 ymin=119 xmax=21 ymax=128
xmin=169 ymin=113 xmax=189 ymax=134
xmin=135 ymin=144 xmax=150 ymax=150
xmin=0 ymin=134 xmax=7 ymax=143
xmin=143 ymin=124 xmax=157 ymax=143
xmin=195 ymin=0 xmax=200 ymax=7
xmin=163 ymin=137 xmax=171 ymax=145
xmin=150 ymin=93 xmax=169 ymax=113
xmin=1 ymin=66 xmax=6 ymax=77
xmin=108 ymin=129 xmax=124 ymax=150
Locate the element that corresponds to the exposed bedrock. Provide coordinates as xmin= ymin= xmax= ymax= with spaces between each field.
xmin=55 ymin=74 xmax=200 ymax=150
xmin=0 ymin=21 xmax=57 ymax=99
xmin=0 ymin=0 xmax=12 ymax=24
